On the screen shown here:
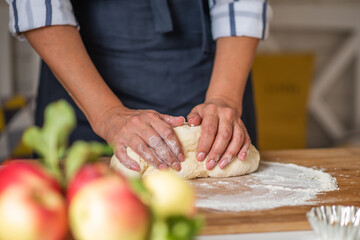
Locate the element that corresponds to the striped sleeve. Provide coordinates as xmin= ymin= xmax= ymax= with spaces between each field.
xmin=209 ymin=0 xmax=272 ymax=40
xmin=5 ymin=0 xmax=78 ymax=40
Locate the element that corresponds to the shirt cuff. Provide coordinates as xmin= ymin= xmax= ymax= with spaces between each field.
xmin=7 ymin=0 xmax=78 ymax=40
xmin=210 ymin=0 xmax=272 ymax=40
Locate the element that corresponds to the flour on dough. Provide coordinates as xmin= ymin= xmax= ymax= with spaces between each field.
xmin=110 ymin=124 xmax=260 ymax=179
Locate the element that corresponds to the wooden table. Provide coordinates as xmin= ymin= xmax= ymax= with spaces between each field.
xmin=197 ymin=147 xmax=360 ymax=235
xmin=3 ymin=147 xmax=358 ymax=237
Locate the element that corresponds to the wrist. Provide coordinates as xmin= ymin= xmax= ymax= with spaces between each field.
xmin=91 ymin=103 xmax=130 ymax=139
xmin=205 ymin=95 xmax=243 ymax=115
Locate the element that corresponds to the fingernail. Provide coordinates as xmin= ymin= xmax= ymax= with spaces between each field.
xmin=172 ymin=162 xmax=181 ymax=171
xmin=130 ymin=163 xmax=140 ymax=171
xmin=206 ymin=160 xmax=216 ymax=170
xmin=197 ymin=152 xmax=205 ymax=162
xmin=159 ymin=164 xmax=168 ymax=170
xmin=188 ymin=119 xmax=194 ymax=127
xmin=219 ymin=159 xmax=228 ymax=169
xmin=240 ymin=152 xmax=247 ymax=161
xmin=178 ymin=153 xmax=184 ymax=162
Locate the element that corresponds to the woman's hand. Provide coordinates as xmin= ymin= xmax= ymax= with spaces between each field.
xmin=187 ymin=98 xmax=251 ymax=170
xmin=94 ymin=106 xmax=185 ymax=172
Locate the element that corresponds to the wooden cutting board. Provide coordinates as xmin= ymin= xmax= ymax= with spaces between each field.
xmin=195 ymin=147 xmax=360 ymax=235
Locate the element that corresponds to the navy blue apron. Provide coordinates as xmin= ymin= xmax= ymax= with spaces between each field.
xmin=35 ymin=0 xmax=257 ymax=146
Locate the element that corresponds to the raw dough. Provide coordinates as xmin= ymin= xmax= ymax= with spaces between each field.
xmin=110 ymin=124 xmax=260 ymax=179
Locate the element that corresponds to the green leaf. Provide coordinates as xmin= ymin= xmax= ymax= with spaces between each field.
xmin=149 ymin=219 xmax=169 ymax=240
xmin=22 ymin=126 xmax=46 ymax=163
xmin=149 ymin=215 xmax=204 ymax=240
xmin=22 ymin=100 xmax=76 ymax=185
xmin=41 ymin=100 xmax=76 ymax=165
xmin=167 ymin=215 xmax=204 ymax=240
xmin=65 ymin=141 xmax=112 ymax=183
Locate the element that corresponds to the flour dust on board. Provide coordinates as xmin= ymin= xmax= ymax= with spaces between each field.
xmin=191 ymin=162 xmax=338 ymax=212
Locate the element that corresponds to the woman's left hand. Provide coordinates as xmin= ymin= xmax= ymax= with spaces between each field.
xmin=187 ymin=98 xmax=251 ymax=170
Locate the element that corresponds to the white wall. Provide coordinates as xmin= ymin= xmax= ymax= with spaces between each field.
xmin=0 ymin=1 xmax=39 ymax=161
xmin=258 ymin=1 xmax=360 ymax=147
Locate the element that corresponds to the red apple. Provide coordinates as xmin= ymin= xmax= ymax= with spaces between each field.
xmin=0 ymin=161 xmax=61 ymax=194
xmin=67 ymin=162 xmax=117 ymax=203
xmin=0 ymin=162 xmax=67 ymax=240
xmin=69 ymin=175 xmax=150 ymax=240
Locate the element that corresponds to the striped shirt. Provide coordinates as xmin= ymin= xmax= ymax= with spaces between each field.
xmin=5 ymin=0 xmax=271 ymax=40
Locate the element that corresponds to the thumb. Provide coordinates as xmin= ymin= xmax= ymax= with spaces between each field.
xmin=160 ymin=114 xmax=185 ymax=127
xmin=187 ymin=110 xmax=201 ymax=127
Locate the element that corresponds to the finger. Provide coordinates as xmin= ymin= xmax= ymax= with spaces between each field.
xmin=114 ymin=145 xmax=141 ymax=171
xmin=128 ymin=135 xmax=168 ymax=170
xmin=238 ymin=128 xmax=251 ymax=161
xmin=197 ymin=115 xmax=219 ymax=162
xmin=150 ymin=119 xmax=184 ymax=162
xmin=218 ymin=124 xmax=244 ymax=169
xmin=138 ymin=126 xmax=181 ymax=171
xmin=187 ymin=110 xmax=202 ymax=127
xmin=160 ymin=114 xmax=185 ymax=127
xmin=206 ymin=119 xmax=233 ymax=170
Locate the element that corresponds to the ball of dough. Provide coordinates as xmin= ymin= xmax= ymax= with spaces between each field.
xmin=110 ymin=124 xmax=260 ymax=179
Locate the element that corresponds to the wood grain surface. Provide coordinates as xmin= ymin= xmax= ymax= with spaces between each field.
xmin=196 ymin=147 xmax=360 ymax=235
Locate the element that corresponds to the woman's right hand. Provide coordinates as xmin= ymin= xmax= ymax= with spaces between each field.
xmin=23 ymin=26 xmax=186 ymax=171
xmin=94 ymin=106 xmax=185 ymax=172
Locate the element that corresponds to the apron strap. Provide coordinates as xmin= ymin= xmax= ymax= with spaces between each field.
xmin=198 ymin=0 xmax=212 ymax=54
xmin=150 ymin=0 xmax=173 ymax=33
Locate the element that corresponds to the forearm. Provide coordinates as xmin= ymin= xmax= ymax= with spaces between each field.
xmin=206 ymin=36 xmax=259 ymax=114
xmin=24 ymin=25 xmax=125 ymax=131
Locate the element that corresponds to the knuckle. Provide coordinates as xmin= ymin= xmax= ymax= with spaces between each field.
xmin=164 ymin=128 xmax=175 ymax=139
xmin=128 ymin=136 xmax=139 ymax=147
xmin=223 ymin=108 xmax=235 ymax=119
xmin=151 ymin=157 xmax=163 ymax=167
xmin=114 ymin=144 xmax=125 ymax=155
xmin=230 ymin=144 xmax=239 ymax=155
xmin=148 ymin=135 xmax=162 ymax=148
xmin=206 ymin=103 xmax=217 ymax=113
xmin=146 ymin=157 xmax=157 ymax=166
xmin=187 ymin=111 xmax=195 ymax=118
xmin=227 ymin=149 xmax=237 ymax=157
xmin=158 ymin=148 xmax=170 ymax=159
xmin=236 ymin=129 xmax=245 ymax=140
xmin=118 ymin=126 xmax=127 ymax=134
xmin=116 ymin=154 xmax=130 ymax=166
xmin=204 ymin=125 xmax=217 ymax=135
xmin=114 ymin=151 xmax=123 ymax=160
xmin=220 ymin=129 xmax=232 ymax=141
xmin=213 ymin=154 xmax=221 ymax=162
xmin=130 ymin=115 xmax=142 ymax=125
xmin=136 ymin=143 xmax=145 ymax=153
xmin=146 ymin=111 xmax=158 ymax=119
xmin=112 ymin=132 xmax=122 ymax=143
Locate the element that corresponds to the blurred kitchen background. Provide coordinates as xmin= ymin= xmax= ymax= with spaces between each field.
xmin=1 ymin=0 xmax=360 ymax=161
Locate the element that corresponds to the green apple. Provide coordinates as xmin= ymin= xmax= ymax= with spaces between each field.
xmin=144 ymin=170 xmax=196 ymax=219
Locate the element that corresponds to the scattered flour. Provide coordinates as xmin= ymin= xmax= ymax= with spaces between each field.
xmin=191 ymin=162 xmax=338 ymax=212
